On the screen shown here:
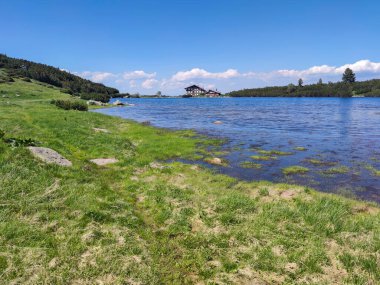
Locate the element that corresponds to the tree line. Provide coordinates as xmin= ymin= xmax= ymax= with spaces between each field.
xmin=227 ymin=68 xmax=380 ymax=97
xmin=0 ymin=54 xmax=119 ymax=101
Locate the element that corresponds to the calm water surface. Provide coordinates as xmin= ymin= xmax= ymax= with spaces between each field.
xmin=94 ymin=97 xmax=380 ymax=202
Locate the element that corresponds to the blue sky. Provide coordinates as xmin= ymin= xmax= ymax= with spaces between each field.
xmin=1 ymin=0 xmax=380 ymax=94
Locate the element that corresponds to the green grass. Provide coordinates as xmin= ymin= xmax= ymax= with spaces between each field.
xmin=282 ymin=165 xmax=310 ymax=175
xmin=0 ymin=77 xmax=380 ymax=284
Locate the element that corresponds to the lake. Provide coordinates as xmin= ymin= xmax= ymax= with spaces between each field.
xmin=94 ymin=97 xmax=380 ymax=203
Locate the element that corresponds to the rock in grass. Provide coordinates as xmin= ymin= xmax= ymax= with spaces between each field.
xmin=28 ymin=147 xmax=72 ymax=167
xmin=93 ymin=127 xmax=109 ymax=133
xmin=90 ymin=158 xmax=119 ymax=166
xmin=206 ymin=157 xmax=223 ymax=165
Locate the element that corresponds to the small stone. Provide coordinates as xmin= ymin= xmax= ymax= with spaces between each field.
xmin=280 ymin=190 xmax=296 ymax=199
xmin=149 ymin=162 xmax=166 ymax=169
xmin=48 ymin=257 xmax=58 ymax=269
xmin=28 ymin=147 xmax=72 ymax=167
xmin=113 ymin=100 xmax=125 ymax=106
xmin=285 ymin=262 xmax=298 ymax=273
xmin=190 ymin=165 xmax=200 ymax=170
xmin=90 ymin=158 xmax=118 ymax=166
xmin=207 ymin=157 xmax=223 ymax=165
xmin=93 ymin=128 xmax=109 ymax=133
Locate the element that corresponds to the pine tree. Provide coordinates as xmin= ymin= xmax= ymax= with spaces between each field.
xmin=342 ymin=68 xmax=356 ymax=83
xmin=298 ymin=78 xmax=303 ymax=87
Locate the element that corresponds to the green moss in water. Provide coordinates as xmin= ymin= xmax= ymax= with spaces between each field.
xmin=251 ymin=155 xmax=277 ymax=161
xmin=304 ymin=158 xmax=337 ymax=166
xmin=321 ymin=166 xmax=350 ymax=175
xmin=294 ymin=146 xmax=307 ymax=151
xmin=257 ymin=149 xmax=293 ymax=156
xmin=239 ymin=161 xmax=262 ymax=169
xmin=365 ymin=165 xmax=380 ymax=176
xmin=282 ymin=166 xmax=309 ymax=175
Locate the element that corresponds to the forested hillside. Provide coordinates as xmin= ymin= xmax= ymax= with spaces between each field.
xmin=0 ymin=54 xmax=119 ymax=101
xmin=227 ymin=78 xmax=380 ymax=97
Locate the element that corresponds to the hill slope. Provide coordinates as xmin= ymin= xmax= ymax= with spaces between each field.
xmin=0 ymin=54 xmax=119 ymax=101
xmin=0 ymin=76 xmax=380 ymax=284
xmin=227 ymin=79 xmax=380 ymax=97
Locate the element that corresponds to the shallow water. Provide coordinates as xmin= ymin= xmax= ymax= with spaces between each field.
xmin=94 ymin=97 xmax=380 ymax=202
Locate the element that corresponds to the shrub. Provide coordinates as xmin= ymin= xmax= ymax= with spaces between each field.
xmin=80 ymin=93 xmax=111 ymax=103
xmin=52 ymin=99 xmax=88 ymax=111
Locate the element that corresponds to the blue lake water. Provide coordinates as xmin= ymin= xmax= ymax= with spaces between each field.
xmin=94 ymin=97 xmax=380 ymax=203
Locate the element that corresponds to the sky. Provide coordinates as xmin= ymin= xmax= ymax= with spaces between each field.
xmin=1 ymin=0 xmax=380 ymax=95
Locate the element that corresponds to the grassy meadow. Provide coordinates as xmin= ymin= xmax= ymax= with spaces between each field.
xmin=0 ymin=76 xmax=380 ymax=284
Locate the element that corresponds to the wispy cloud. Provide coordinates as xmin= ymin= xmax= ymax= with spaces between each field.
xmin=122 ymin=70 xmax=156 ymax=80
xmin=75 ymin=71 xmax=115 ymax=83
xmin=171 ymin=68 xmax=239 ymax=81
xmin=141 ymin=78 xmax=159 ymax=89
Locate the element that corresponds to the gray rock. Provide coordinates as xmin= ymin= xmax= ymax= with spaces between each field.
xmin=113 ymin=100 xmax=125 ymax=106
xmin=28 ymin=147 xmax=72 ymax=167
xmin=90 ymin=158 xmax=119 ymax=166
xmin=93 ymin=128 xmax=109 ymax=133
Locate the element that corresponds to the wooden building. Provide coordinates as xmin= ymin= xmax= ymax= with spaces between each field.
xmin=205 ymin=89 xmax=221 ymax=97
xmin=184 ymin=85 xmax=206 ymax=97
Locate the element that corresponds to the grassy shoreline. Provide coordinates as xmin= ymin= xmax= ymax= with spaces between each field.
xmin=1 ymin=79 xmax=380 ymax=284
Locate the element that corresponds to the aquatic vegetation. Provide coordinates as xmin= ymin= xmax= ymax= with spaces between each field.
xmin=365 ymin=165 xmax=380 ymax=176
xmin=282 ymin=165 xmax=309 ymax=175
xmin=257 ymin=149 xmax=293 ymax=156
xmin=321 ymin=166 xmax=350 ymax=175
xmin=304 ymin=158 xmax=337 ymax=166
xmin=294 ymin=146 xmax=307 ymax=151
xmin=251 ymin=155 xmax=277 ymax=161
xmin=239 ymin=161 xmax=262 ymax=169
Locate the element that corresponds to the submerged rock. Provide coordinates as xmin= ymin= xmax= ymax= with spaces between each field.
xmin=213 ymin=121 xmax=223 ymax=124
xmin=28 ymin=147 xmax=72 ymax=166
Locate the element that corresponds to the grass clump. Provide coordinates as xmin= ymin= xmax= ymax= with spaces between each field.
xmin=321 ymin=166 xmax=350 ymax=175
xmin=256 ymin=149 xmax=293 ymax=156
xmin=282 ymin=165 xmax=309 ymax=175
xmin=239 ymin=161 xmax=262 ymax=169
xmin=51 ymin=99 xmax=88 ymax=111
xmin=365 ymin=165 xmax=380 ymax=176
xmin=251 ymin=155 xmax=276 ymax=161
xmin=304 ymin=158 xmax=337 ymax=166
xmin=294 ymin=146 xmax=307 ymax=151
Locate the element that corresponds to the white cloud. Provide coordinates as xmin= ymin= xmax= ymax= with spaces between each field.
xmin=122 ymin=70 xmax=156 ymax=80
xmin=264 ymin=60 xmax=380 ymax=79
xmin=75 ymin=71 xmax=115 ymax=83
xmin=141 ymin=78 xmax=159 ymax=89
xmin=129 ymin=80 xmax=137 ymax=88
xmin=171 ymin=68 xmax=239 ymax=81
